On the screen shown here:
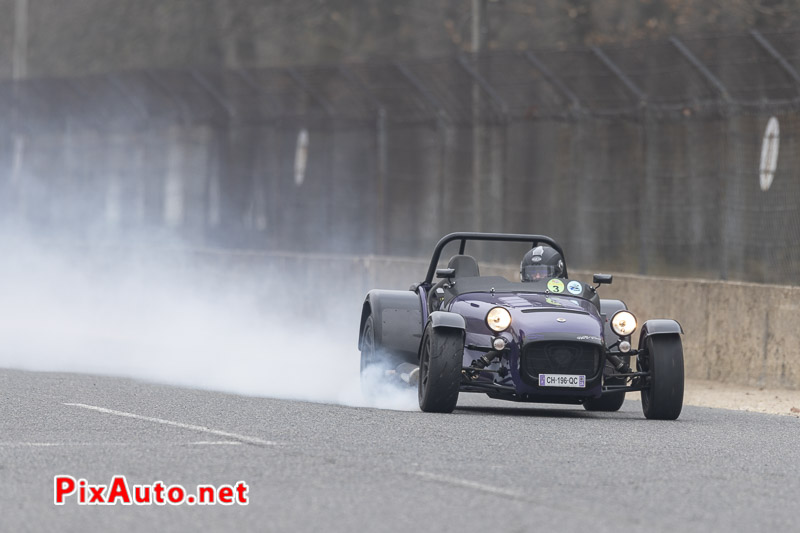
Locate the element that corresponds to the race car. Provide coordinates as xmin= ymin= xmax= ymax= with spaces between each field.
xmin=358 ymin=232 xmax=684 ymax=420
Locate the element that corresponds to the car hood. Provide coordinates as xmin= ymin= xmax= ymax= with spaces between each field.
xmin=449 ymin=291 xmax=604 ymax=344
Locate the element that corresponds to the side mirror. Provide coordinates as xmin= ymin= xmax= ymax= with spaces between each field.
xmin=436 ymin=268 xmax=456 ymax=279
xmin=593 ymin=274 xmax=613 ymax=285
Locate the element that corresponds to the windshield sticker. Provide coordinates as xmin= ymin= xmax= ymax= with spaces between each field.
xmin=545 ymin=297 xmax=562 ymax=306
xmin=567 ymin=281 xmax=583 ymax=295
xmin=547 ymin=279 xmax=565 ymax=293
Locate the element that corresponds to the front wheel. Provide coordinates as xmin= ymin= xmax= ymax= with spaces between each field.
xmin=418 ymin=323 xmax=464 ymax=413
xmin=639 ymin=334 xmax=684 ymax=420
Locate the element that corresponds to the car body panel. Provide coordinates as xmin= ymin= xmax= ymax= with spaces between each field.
xmin=359 ymin=289 xmax=422 ymax=361
xmin=428 ymin=310 xmax=466 ymax=330
xmin=449 ymin=288 xmax=606 ymax=398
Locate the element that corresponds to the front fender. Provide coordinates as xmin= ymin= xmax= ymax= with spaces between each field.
xmin=428 ymin=311 xmax=466 ymax=331
xmin=418 ymin=311 xmax=467 ymax=362
xmin=638 ymin=319 xmax=684 ymax=350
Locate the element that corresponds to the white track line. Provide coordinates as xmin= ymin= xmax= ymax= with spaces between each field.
xmin=64 ymin=403 xmax=275 ymax=446
xmin=0 ymin=441 xmax=243 ymax=447
xmin=413 ymin=471 xmax=526 ymax=499
xmin=0 ymin=443 xmax=104 ymax=447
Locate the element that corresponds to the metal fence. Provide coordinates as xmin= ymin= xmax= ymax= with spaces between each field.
xmin=2 ymin=29 xmax=800 ymax=283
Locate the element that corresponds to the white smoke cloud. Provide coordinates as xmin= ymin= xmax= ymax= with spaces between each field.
xmin=0 ymin=234 xmax=418 ymax=411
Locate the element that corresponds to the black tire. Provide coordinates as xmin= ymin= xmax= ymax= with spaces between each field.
xmin=418 ymin=323 xmax=464 ymax=413
xmin=360 ymin=314 xmax=394 ymax=399
xmin=583 ymin=374 xmax=626 ymax=412
xmin=639 ymin=334 xmax=684 ymax=420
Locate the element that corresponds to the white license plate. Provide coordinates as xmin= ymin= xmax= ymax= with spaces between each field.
xmin=538 ymin=374 xmax=586 ymax=388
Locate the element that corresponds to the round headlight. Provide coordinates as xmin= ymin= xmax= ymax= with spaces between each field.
xmin=611 ymin=311 xmax=637 ymax=337
xmin=486 ymin=307 xmax=512 ymax=332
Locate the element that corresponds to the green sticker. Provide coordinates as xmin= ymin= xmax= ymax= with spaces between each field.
xmin=545 ymin=297 xmax=562 ymax=306
xmin=547 ymin=279 xmax=565 ymax=293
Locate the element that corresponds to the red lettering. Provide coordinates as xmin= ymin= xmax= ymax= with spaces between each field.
xmin=107 ymin=476 xmax=131 ymax=504
xmin=218 ymin=486 xmax=234 ymax=504
xmin=235 ymin=482 xmax=249 ymax=505
xmin=134 ymin=486 xmax=150 ymax=504
xmin=88 ymin=485 xmax=106 ymax=504
xmin=153 ymin=482 xmax=166 ymax=504
xmin=54 ymin=476 xmax=76 ymax=505
xmin=167 ymin=486 xmax=185 ymax=505
xmin=197 ymin=485 xmax=214 ymax=504
xmin=54 ymin=477 xmax=252 ymax=506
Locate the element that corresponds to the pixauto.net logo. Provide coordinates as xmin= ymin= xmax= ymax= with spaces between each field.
xmin=54 ymin=476 xmax=249 ymax=506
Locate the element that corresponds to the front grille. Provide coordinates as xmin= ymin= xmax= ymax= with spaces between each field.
xmin=520 ymin=341 xmax=601 ymax=385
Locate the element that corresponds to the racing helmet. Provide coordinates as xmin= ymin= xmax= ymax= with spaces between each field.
xmin=520 ymin=245 xmax=565 ymax=282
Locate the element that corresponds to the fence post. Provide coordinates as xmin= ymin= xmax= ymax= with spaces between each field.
xmin=670 ymin=36 xmax=730 ymax=102
xmin=458 ymin=53 xmax=509 ymax=235
xmin=12 ymin=0 xmax=28 ymax=80
xmin=590 ymin=45 xmax=649 ymax=273
xmin=750 ymin=30 xmax=800 ymax=85
xmin=671 ymin=36 xmax=731 ymax=279
xmin=337 ymin=65 xmax=389 ymax=255
xmin=522 ymin=51 xmax=582 ymax=112
xmin=376 ymin=108 xmax=387 ymax=255
xmin=590 ymin=46 xmax=646 ymax=103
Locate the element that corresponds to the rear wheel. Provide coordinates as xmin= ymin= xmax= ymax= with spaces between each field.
xmin=639 ymin=334 xmax=684 ymax=420
xmin=418 ymin=323 xmax=464 ymax=413
xmin=360 ymin=314 xmax=395 ymax=399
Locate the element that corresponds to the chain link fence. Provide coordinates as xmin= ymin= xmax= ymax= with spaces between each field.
xmin=1 ymin=29 xmax=799 ymax=283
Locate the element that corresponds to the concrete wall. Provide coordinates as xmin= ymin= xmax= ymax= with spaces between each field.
xmin=604 ymin=274 xmax=800 ymax=390
xmin=185 ymin=249 xmax=799 ymax=390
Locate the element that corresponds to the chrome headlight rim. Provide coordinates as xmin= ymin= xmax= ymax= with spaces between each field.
xmin=486 ymin=306 xmax=512 ymax=332
xmin=610 ymin=310 xmax=637 ymax=337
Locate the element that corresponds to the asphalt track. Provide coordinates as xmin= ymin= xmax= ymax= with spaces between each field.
xmin=2 ymin=368 xmax=798 ymax=532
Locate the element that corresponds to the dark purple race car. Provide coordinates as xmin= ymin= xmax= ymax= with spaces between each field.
xmin=358 ymin=232 xmax=685 ymax=420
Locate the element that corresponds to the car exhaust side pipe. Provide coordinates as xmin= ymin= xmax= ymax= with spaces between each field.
xmin=395 ymin=363 xmax=420 ymax=386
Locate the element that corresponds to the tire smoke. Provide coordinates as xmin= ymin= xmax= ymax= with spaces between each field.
xmin=0 ymin=235 xmax=418 ymax=411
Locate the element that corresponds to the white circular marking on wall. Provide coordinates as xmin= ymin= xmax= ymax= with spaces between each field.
xmin=294 ymin=128 xmax=309 ymax=186
xmin=759 ymin=116 xmax=779 ymax=192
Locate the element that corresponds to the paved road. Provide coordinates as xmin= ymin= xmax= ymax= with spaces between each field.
xmin=1 ymin=368 xmax=798 ymax=532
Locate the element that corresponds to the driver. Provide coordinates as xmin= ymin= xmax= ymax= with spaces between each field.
xmin=520 ymin=245 xmax=565 ymax=282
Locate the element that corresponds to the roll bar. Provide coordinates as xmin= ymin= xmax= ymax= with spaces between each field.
xmin=423 ymin=232 xmax=568 ymax=285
